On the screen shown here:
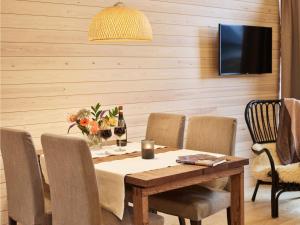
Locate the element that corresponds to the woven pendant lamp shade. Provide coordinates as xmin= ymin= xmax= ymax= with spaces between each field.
xmin=88 ymin=2 xmax=153 ymax=41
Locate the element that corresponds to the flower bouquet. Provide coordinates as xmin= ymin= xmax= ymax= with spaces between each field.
xmin=67 ymin=103 xmax=118 ymax=148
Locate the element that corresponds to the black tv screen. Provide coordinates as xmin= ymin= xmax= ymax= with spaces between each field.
xmin=219 ymin=24 xmax=272 ymax=75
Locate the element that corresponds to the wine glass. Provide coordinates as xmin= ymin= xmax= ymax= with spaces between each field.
xmin=114 ymin=126 xmax=126 ymax=152
xmin=100 ymin=129 xmax=112 ymax=143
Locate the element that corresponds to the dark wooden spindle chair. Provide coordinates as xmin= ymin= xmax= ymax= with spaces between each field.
xmin=244 ymin=99 xmax=300 ymax=218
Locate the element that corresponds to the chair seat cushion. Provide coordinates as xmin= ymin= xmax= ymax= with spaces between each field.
xmin=251 ymin=143 xmax=300 ymax=183
xmin=102 ymin=206 xmax=164 ymax=225
xmin=149 ymin=186 xmax=230 ymax=221
xmin=276 ymin=163 xmax=300 ymax=183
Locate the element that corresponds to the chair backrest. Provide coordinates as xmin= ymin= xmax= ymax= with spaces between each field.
xmin=244 ymin=99 xmax=281 ymax=144
xmin=146 ymin=113 xmax=186 ymax=148
xmin=185 ymin=116 xmax=237 ymax=156
xmin=41 ymin=134 xmax=101 ymax=225
xmin=0 ymin=128 xmax=45 ymax=225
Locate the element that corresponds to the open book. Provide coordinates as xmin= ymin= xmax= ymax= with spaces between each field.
xmin=176 ymin=154 xmax=227 ymax=167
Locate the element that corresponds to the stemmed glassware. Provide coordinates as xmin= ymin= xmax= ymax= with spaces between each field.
xmin=114 ymin=126 xmax=126 ymax=152
xmin=100 ymin=129 xmax=112 ymax=143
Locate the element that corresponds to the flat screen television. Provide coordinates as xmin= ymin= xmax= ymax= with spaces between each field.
xmin=219 ymin=24 xmax=272 ymax=75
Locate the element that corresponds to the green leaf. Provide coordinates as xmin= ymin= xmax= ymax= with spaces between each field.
xmin=96 ymin=111 xmax=101 ymax=119
xmin=95 ymin=103 xmax=101 ymax=111
xmin=109 ymin=107 xmax=118 ymax=117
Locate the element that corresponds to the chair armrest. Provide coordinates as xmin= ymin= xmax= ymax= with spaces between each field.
xmin=252 ymin=143 xmax=270 ymax=155
xmin=251 ymin=143 xmax=279 ymax=185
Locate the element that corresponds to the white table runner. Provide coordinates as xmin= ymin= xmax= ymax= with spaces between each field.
xmin=40 ymin=142 xmax=164 ymax=182
xmin=90 ymin=142 xmax=165 ymax=158
xmin=95 ymin=149 xmax=224 ymax=219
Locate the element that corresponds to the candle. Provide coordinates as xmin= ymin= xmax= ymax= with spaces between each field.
xmin=141 ymin=140 xmax=155 ymax=159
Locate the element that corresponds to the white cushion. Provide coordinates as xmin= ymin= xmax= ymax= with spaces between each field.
xmin=251 ymin=143 xmax=300 ymax=183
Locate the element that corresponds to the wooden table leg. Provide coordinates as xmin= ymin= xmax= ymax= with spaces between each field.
xmin=230 ymin=170 xmax=244 ymax=225
xmin=133 ymin=187 xmax=149 ymax=225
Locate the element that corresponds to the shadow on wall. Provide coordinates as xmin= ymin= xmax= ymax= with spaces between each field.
xmin=198 ymin=27 xmax=219 ymax=79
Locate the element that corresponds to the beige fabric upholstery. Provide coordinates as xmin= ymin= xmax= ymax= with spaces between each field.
xmin=185 ymin=116 xmax=237 ymax=155
xmin=251 ymin=143 xmax=300 ymax=183
xmin=186 ymin=116 xmax=237 ymax=190
xmin=41 ymin=134 xmax=164 ymax=225
xmin=0 ymin=128 xmax=51 ymax=225
xmin=146 ymin=113 xmax=185 ymax=148
xmin=149 ymin=115 xmax=237 ymax=221
xmin=149 ymin=186 xmax=230 ymax=221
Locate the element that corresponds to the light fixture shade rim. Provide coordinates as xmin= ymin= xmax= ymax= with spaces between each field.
xmin=88 ymin=4 xmax=153 ymax=41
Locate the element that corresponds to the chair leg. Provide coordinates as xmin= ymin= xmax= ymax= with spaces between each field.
xmin=8 ymin=217 xmax=17 ymax=225
xmin=274 ymin=195 xmax=279 ymax=218
xmin=252 ymin=180 xmax=261 ymax=202
xmin=190 ymin=220 xmax=201 ymax=225
xmin=178 ymin=217 xmax=186 ymax=225
xmin=150 ymin=209 xmax=157 ymax=214
xmin=271 ymin=186 xmax=278 ymax=218
xmin=226 ymin=207 xmax=231 ymax=225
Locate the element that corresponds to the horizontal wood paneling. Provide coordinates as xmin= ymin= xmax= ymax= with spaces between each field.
xmin=2 ymin=57 xmax=279 ymax=71
xmin=1 ymin=68 xmax=279 ymax=85
xmin=2 ymin=0 xmax=279 ymax=23
xmin=0 ymin=0 xmax=279 ymax=222
xmin=151 ymin=0 xmax=279 ymax=14
xmin=1 ymin=13 xmax=279 ymax=38
xmin=1 ymin=28 xmax=280 ymax=48
xmin=1 ymin=83 xmax=277 ymax=112
xmin=1 ymin=76 xmax=277 ymax=98
xmin=1 ymin=43 xmax=280 ymax=58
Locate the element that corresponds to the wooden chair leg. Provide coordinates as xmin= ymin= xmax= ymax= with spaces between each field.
xmin=8 ymin=217 xmax=17 ymax=225
xmin=252 ymin=180 xmax=261 ymax=202
xmin=178 ymin=217 xmax=186 ymax=225
xmin=226 ymin=207 xmax=231 ymax=225
xmin=190 ymin=220 xmax=201 ymax=225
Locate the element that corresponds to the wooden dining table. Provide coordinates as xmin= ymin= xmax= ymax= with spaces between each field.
xmin=92 ymin=147 xmax=249 ymax=225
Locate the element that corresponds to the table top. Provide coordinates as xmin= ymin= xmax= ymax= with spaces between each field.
xmin=92 ymin=147 xmax=249 ymax=188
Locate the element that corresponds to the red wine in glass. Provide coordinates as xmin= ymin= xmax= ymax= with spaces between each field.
xmin=100 ymin=129 xmax=112 ymax=141
xmin=114 ymin=126 xmax=126 ymax=151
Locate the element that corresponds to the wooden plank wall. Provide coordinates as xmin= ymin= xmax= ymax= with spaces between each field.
xmin=0 ymin=0 xmax=279 ymax=224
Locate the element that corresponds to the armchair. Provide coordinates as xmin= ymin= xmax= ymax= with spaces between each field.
xmin=244 ymin=99 xmax=300 ymax=218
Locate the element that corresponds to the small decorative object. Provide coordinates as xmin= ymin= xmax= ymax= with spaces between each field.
xmin=67 ymin=103 xmax=118 ymax=148
xmin=88 ymin=2 xmax=152 ymax=41
xmin=176 ymin=154 xmax=227 ymax=167
xmin=141 ymin=140 xmax=155 ymax=159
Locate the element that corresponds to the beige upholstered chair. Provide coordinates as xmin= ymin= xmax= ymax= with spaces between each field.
xmin=0 ymin=128 xmax=52 ymax=225
xmin=146 ymin=113 xmax=186 ymax=148
xmin=149 ymin=116 xmax=237 ymax=225
xmin=41 ymin=134 xmax=164 ymax=225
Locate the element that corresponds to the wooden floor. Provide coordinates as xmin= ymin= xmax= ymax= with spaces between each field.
xmin=163 ymin=185 xmax=300 ymax=225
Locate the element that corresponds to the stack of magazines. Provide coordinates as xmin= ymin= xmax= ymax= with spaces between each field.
xmin=176 ymin=154 xmax=227 ymax=167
